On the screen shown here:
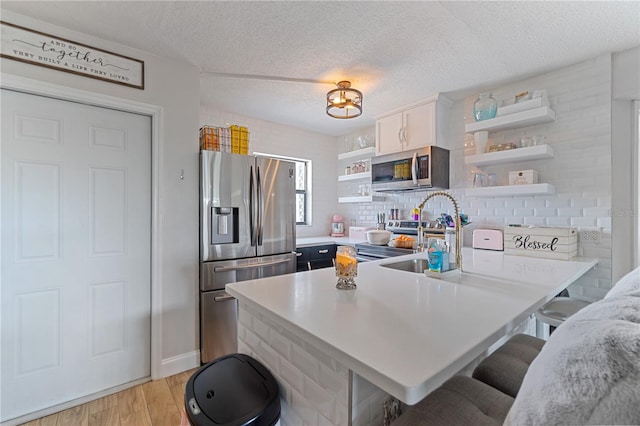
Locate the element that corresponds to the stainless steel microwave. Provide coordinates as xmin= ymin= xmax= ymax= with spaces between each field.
xmin=370 ymin=146 xmax=449 ymax=192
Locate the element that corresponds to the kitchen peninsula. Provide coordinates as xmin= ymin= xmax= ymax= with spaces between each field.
xmin=226 ymin=248 xmax=597 ymax=425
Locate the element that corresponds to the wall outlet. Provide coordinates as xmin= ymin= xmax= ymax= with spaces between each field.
xmin=580 ymin=229 xmax=601 ymax=243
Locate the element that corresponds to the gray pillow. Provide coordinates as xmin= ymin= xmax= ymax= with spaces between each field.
xmin=605 ymin=266 xmax=640 ymax=299
xmin=504 ymin=296 xmax=640 ymax=425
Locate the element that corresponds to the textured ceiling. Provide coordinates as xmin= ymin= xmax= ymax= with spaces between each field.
xmin=2 ymin=1 xmax=639 ymax=136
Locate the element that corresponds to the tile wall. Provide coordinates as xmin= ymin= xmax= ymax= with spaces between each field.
xmin=237 ymin=301 xmax=390 ymax=426
xmin=339 ymin=54 xmax=614 ymax=300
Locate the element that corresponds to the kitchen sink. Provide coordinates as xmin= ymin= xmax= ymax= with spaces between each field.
xmin=380 ymin=258 xmax=430 ymax=273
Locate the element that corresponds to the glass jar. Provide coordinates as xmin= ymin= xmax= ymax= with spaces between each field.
xmin=335 ymin=246 xmax=357 ymax=289
xmin=473 ymin=93 xmax=497 ymax=121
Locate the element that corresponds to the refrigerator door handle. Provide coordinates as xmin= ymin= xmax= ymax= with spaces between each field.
xmin=213 ymin=257 xmax=291 ymax=272
xmin=249 ymin=165 xmax=257 ymax=247
xmin=213 ymin=294 xmax=235 ymax=302
xmin=256 ymin=165 xmax=264 ymax=246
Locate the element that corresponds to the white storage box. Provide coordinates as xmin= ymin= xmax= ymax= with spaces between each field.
xmin=504 ymin=226 xmax=577 ymax=260
xmin=509 ymin=169 xmax=538 ymax=185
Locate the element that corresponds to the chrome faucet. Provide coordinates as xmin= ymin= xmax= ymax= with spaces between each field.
xmin=416 ymin=191 xmax=463 ymax=271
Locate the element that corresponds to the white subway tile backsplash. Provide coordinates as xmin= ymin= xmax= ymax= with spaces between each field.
xmin=513 ymin=208 xmax=535 ymax=217
xmin=317 ymin=413 xmax=334 ymax=426
xmin=303 ymin=377 xmax=336 ymax=422
xmin=534 ymin=208 xmax=557 ymax=217
xmin=352 ymin=398 xmax=371 ymax=426
xmin=334 ymin=402 xmax=349 ymax=426
xmin=290 ymin=388 xmax=319 ymax=426
xmin=597 ymin=217 xmax=612 ymax=228
xmin=253 ymin=315 xmax=272 ymax=341
xmin=524 ymin=217 xmax=547 ymax=226
xmin=270 ymin=330 xmax=293 ymax=360
xmin=570 ymin=217 xmax=598 ymax=227
xmin=280 ymin=356 xmax=304 ymax=395
xmin=259 ymin=339 xmax=281 ymax=375
xmin=292 ymin=344 xmax=320 ymax=383
xmin=557 ymin=208 xmax=584 ymax=217
xmin=281 ymin=401 xmax=304 ymax=426
xmin=546 ymin=217 xmax=572 ymax=227
xmin=243 ymin=325 xmax=261 ymax=353
xmin=319 ymin=363 xmax=349 ymax=404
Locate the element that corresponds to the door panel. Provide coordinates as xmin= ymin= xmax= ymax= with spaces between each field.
xmin=404 ymin=102 xmax=435 ymax=150
xmin=256 ymin=157 xmax=296 ymax=257
xmin=200 ymin=289 xmax=238 ymax=364
xmin=376 ymin=112 xmax=404 ymax=155
xmin=200 ymin=151 xmax=254 ymax=261
xmin=1 ymin=89 xmax=151 ymax=421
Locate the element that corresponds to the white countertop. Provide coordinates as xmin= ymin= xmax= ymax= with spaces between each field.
xmin=226 ymin=247 xmax=597 ymax=405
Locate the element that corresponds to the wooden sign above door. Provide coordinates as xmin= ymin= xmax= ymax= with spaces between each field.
xmin=0 ymin=21 xmax=144 ymax=90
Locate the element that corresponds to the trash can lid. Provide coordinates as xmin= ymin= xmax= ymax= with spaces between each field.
xmin=185 ymin=353 xmax=280 ymax=426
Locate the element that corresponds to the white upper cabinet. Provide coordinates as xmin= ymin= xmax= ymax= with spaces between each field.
xmin=376 ymin=112 xmax=405 ymax=155
xmin=375 ymin=95 xmax=449 ymax=156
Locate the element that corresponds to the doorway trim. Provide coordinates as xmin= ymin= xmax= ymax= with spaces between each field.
xmin=0 ymin=73 xmax=164 ymax=380
xmin=634 ymin=100 xmax=640 ymax=268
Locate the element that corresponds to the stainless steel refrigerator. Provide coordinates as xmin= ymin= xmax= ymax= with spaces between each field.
xmin=199 ymin=151 xmax=296 ymax=363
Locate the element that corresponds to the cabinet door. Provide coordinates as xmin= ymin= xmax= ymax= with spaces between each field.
xmin=403 ymin=102 xmax=436 ymax=150
xmin=376 ymin=112 xmax=404 ymax=156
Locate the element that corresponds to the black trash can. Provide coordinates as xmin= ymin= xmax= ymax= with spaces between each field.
xmin=184 ymin=353 xmax=280 ymax=426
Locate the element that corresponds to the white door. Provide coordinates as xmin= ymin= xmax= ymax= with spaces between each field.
xmin=1 ymin=89 xmax=151 ymax=421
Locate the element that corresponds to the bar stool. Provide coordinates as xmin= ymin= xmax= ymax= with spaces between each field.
xmin=535 ymin=296 xmax=590 ymax=337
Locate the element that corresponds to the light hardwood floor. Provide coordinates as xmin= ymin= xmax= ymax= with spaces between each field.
xmin=21 ymin=368 xmax=198 ymax=426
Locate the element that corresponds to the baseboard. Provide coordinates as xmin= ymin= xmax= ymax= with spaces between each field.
xmin=159 ymin=350 xmax=200 ymax=378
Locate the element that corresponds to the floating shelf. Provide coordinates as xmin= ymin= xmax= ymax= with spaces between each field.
xmin=338 ymin=146 xmax=376 ymax=161
xmin=465 ymin=183 xmax=555 ymax=197
xmin=465 ymin=106 xmax=555 ymax=133
xmin=338 ymin=195 xmax=385 ymax=203
xmin=338 ymin=171 xmax=371 ymax=182
xmin=465 ymin=144 xmax=555 ymax=166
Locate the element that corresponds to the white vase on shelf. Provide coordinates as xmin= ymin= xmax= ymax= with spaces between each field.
xmin=474 ymin=131 xmax=489 ymax=154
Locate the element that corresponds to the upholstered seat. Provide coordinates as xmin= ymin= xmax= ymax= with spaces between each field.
xmin=391 ymin=375 xmax=513 ymax=426
xmin=472 ymin=333 xmax=545 ymax=397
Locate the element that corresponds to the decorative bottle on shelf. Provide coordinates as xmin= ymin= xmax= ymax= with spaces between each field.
xmin=473 ymin=93 xmax=497 ymax=121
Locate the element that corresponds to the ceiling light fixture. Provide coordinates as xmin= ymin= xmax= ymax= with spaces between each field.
xmin=326 ymin=81 xmax=362 ymax=119
xmin=201 ymin=72 xmax=363 ymax=119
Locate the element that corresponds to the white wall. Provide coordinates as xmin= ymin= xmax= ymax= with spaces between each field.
xmin=0 ymin=11 xmax=201 ymax=375
xmin=199 ymin=107 xmax=339 ymax=237
xmin=342 ymin=54 xmax=617 ymax=301
xmin=611 ymin=46 xmax=640 ymax=281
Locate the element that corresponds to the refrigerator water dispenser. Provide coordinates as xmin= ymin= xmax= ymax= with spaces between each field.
xmin=211 ymin=207 xmax=239 ymax=244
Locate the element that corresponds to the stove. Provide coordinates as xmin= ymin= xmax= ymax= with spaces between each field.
xmin=354 ymin=242 xmax=414 ymax=262
xmin=386 ymin=220 xmax=445 ymax=235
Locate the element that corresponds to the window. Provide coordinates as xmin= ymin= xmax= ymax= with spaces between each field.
xmin=255 ymin=152 xmax=311 ymax=225
xmin=295 ymin=160 xmax=309 ymax=225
